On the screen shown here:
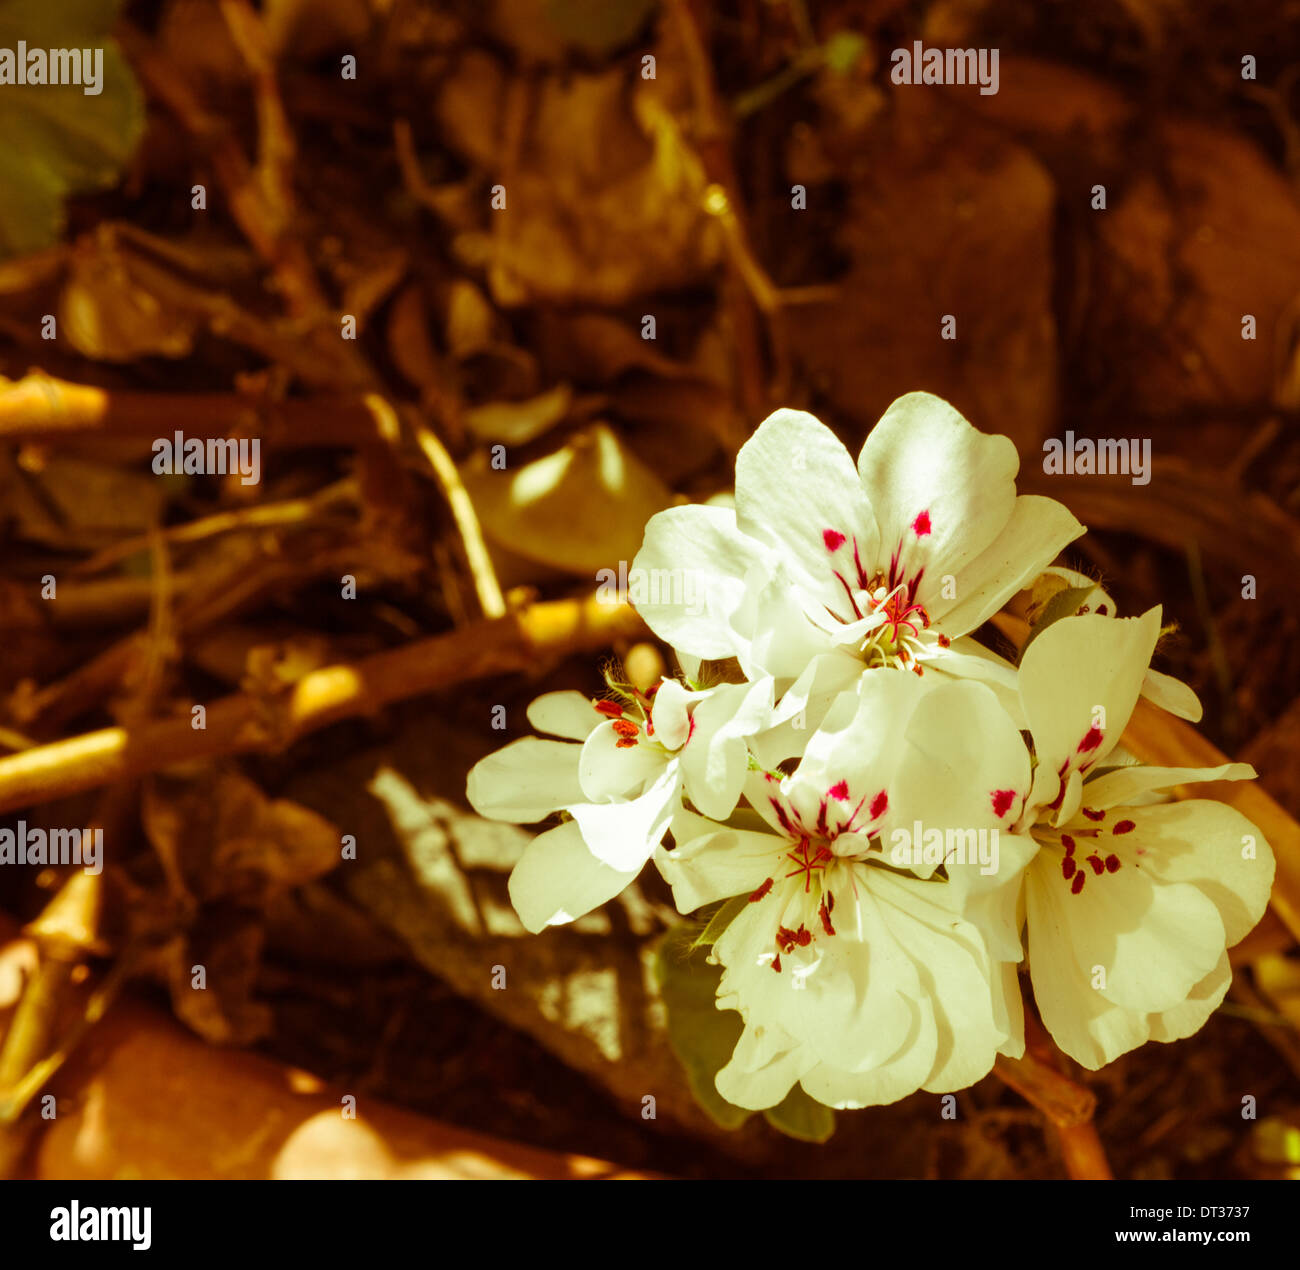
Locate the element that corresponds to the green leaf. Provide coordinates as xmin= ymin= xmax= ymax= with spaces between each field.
xmin=1018 ymin=584 xmax=1101 ymax=662
xmin=764 ymin=1085 xmax=836 ymax=1142
xmin=0 ymin=0 xmax=144 ymax=258
xmin=690 ymin=894 xmax=748 ymax=950
xmin=655 ymin=919 xmax=837 ymax=1142
xmin=653 ymin=922 xmax=750 ymax=1130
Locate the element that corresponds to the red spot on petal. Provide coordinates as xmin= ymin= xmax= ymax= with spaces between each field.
xmin=1087 ymin=854 xmax=1105 ymax=875
xmin=1113 ymin=819 xmax=1135 ymax=835
xmin=869 ymin=790 xmax=889 ymax=820
xmin=1061 ymin=833 xmax=1076 ymax=854
xmin=1080 ymin=807 xmax=1105 ymax=822
xmin=991 ymin=788 xmax=1016 ymax=818
xmin=1062 ymin=856 xmax=1076 ymax=880
xmin=912 ymin=510 xmax=932 ymax=537
xmin=1097 ymin=604 xmax=1109 ymax=616
xmin=823 ymin=529 xmax=846 ymax=552
xmin=1105 ymin=854 xmax=1121 ymax=873
xmin=828 ymin=779 xmax=850 ymax=801
xmin=1077 ymin=726 xmax=1104 ymax=754
xmin=1071 ymin=871 xmax=1086 ymax=895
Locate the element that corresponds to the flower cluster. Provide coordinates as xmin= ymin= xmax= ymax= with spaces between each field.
xmin=467 ymin=393 xmax=1275 ymax=1111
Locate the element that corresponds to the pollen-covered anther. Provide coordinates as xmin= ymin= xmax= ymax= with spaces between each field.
xmin=749 ymin=878 xmax=774 ymax=903
xmin=819 ymin=899 xmax=836 ymax=936
xmin=612 ymin=718 xmax=640 ymax=748
xmin=775 ymin=924 xmax=813 ymax=955
xmin=594 ymin=700 xmax=624 ymax=719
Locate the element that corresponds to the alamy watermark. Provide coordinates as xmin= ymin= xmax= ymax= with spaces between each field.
xmin=0 ymin=43 xmax=103 ymax=96
xmin=1042 ymin=432 xmax=1151 ymax=485
xmin=595 ymin=561 xmax=706 ymax=615
xmin=0 ymin=823 xmax=102 ymax=874
xmin=889 ymin=41 xmax=999 ymax=96
xmin=152 ymin=432 xmax=261 ymax=485
xmin=889 ymin=821 xmax=1000 ymax=876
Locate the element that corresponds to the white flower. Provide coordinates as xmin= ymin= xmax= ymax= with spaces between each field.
xmin=632 ymin=394 xmax=1084 ymax=733
xmin=1027 ymin=565 xmax=1203 ymax=721
xmin=656 ymin=671 xmax=1031 ymax=1109
xmin=1000 ymin=609 xmax=1275 ymax=1068
xmin=467 ymin=676 xmax=772 ymax=932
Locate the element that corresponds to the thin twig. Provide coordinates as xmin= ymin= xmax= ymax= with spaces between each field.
xmin=0 ymin=596 xmax=644 ymax=816
xmin=383 ymin=396 xmax=506 ymax=621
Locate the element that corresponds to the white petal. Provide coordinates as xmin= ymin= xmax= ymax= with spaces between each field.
xmin=1081 ymin=762 xmax=1255 ymax=811
xmin=933 ymin=495 xmax=1085 ymax=636
xmin=465 ymin=737 xmax=583 ymax=822
xmin=1141 ymin=668 xmax=1203 ymax=722
xmin=1146 ymin=952 xmax=1231 ymax=1043
xmin=1112 ymin=800 xmax=1275 ymax=947
xmin=737 ymin=566 xmax=840 ymax=681
xmin=891 ymin=678 xmax=1032 ymax=880
xmin=631 ymin=503 xmax=765 ymax=660
xmin=654 ymin=822 xmax=779 ymax=913
xmin=870 ymin=869 xmax=1011 ymax=1093
xmin=1025 ymin=839 xmax=1224 ymax=1018
xmin=748 ymin=651 xmax=864 ymax=769
xmin=857 ymin=392 xmax=1019 ymax=611
xmin=1020 ymin=609 xmax=1162 ymax=814
xmin=570 ymin=764 xmax=680 ymax=872
xmin=1026 ymin=865 xmax=1157 ymax=1068
xmin=526 ymin=690 xmax=602 ymax=741
xmin=715 ymin=1017 xmax=808 ymax=1111
xmin=678 ymin=679 xmax=773 ymax=821
xmin=649 ymin=678 xmax=694 ymax=751
xmin=734 ymin=408 xmax=878 ymax=608
xmin=578 ymin=720 xmax=665 ymax=801
xmin=928 ymin=637 xmax=1024 ymax=726
xmin=508 ymin=819 xmax=641 ymax=933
